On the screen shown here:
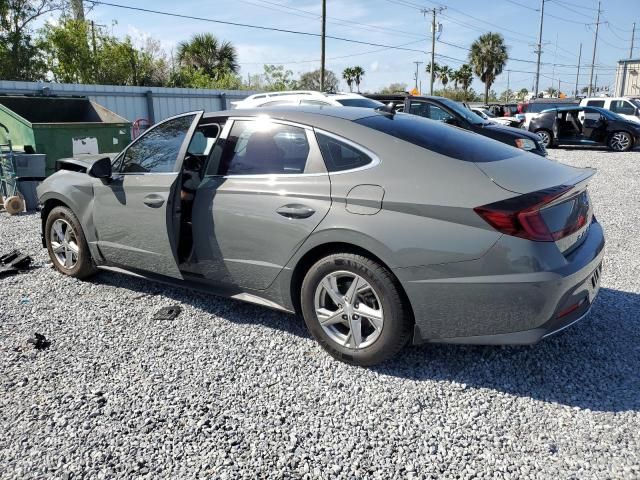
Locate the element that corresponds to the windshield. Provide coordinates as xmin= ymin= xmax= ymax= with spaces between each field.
xmin=439 ymin=98 xmax=486 ymax=125
xmin=335 ymin=98 xmax=384 ymax=108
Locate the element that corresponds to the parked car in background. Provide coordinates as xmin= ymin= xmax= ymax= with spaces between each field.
xmin=368 ymin=94 xmax=546 ymax=156
xmin=232 ymin=91 xmax=384 ymax=109
xmin=470 ymin=107 xmax=512 ymax=126
xmin=518 ymin=98 xmax=580 ymax=130
xmin=579 ymin=97 xmax=640 ymax=124
xmin=529 ymin=105 xmax=640 ymax=151
xmin=37 ymin=106 xmax=603 ymax=366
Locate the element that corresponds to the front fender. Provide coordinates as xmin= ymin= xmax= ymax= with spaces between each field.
xmin=38 ymin=172 xmax=98 ymax=252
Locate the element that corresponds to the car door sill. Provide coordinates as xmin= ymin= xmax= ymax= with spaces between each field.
xmin=96 ymin=265 xmax=294 ymax=314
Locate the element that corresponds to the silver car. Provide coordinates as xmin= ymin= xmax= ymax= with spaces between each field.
xmin=37 ymin=107 xmax=605 ymax=366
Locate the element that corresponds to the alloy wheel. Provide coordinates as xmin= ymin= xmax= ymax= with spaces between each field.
xmin=537 ymin=130 xmax=551 ymax=148
xmin=50 ymin=218 xmax=79 ymax=269
xmin=610 ymin=132 xmax=631 ymax=151
xmin=314 ymin=271 xmax=384 ymax=349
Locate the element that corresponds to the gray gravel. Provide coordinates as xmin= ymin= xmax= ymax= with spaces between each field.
xmin=1 ymin=147 xmax=639 ymax=479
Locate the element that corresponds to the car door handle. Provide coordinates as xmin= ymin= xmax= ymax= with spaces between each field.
xmin=143 ymin=194 xmax=165 ymax=208
xmin=276 ymin=204 xmax=315 ymax=219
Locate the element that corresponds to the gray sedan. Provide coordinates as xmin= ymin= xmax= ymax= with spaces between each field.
xmin=37 ymin=106 xmax=605 ymax=366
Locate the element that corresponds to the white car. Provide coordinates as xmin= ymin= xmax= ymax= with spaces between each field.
xmin=231 ymin=91 xmax=384 ymax=109
xmin=470 ymin=107 xmax=512 ymax=126
xmin=579 ymin=97 xmax=640 ymax=124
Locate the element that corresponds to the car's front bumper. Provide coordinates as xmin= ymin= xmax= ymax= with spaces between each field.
xmin=396 ymin=219 xmax=605 ymax=345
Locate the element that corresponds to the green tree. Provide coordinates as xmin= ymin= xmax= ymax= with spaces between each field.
xmin=176 ymin=33 xmax=238 ymax=82
xmin=40 ymin=19 xmax=170 ymax=86
xmin=439 ymin=65 xmax=454 ymax=89
xmin=298 ymin=68 xmax=339 ymax=91
xmin=516 ymin=87 xmax=529 ymax=101
xmin=499 ymin=89 xmax=514 ymax=102
xmin=469 ymin=32 xmax=508 ymax=102
xmin=261 ymin=64 xmax=298 ymax=91
xmin=0 ymin=0 xmax=62 ymax=80
xmin=351 ymin=66 xmax=365 ymax=93
xmin=425 ymin=61 xmax=440 ymax=87
xmin=378 ymin=82 xmax=407 ymax=94
xmin=342 ymin=67 xmax=354 ymax=92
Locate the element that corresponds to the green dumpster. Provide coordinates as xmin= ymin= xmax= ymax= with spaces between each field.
xmin=0 ymin=95 xmax=131 ymax=176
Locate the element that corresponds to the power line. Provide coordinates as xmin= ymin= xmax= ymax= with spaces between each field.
xmin=85 ymin=1 xmax=428 ymax=53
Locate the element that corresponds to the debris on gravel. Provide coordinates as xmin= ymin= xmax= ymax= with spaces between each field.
xmin=0 ymin=147 xmax=639 ymax=479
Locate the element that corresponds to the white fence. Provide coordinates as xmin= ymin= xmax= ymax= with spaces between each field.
xmin=0 ymin=81 xmax=259 ymax=123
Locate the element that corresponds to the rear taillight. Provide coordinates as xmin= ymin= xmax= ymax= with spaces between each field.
xmin=474 ymin=185 xmax=574 ymax=242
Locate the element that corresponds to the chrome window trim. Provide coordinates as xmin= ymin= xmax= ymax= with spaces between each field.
xmin=313 ymin=128 xmax=381 ymax=175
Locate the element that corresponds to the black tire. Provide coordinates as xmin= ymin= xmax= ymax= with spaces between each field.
xmin=45 ymin=206 xmax=97 ymax=279
xmin=300 ymin=253 xmax=412 ymax=366
xmin=607 ymin=131 xmax=633 ymax=152
xmin=535 ymin=129 xmax=553 ymax=148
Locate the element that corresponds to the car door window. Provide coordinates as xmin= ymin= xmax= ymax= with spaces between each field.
xmin=119 ymin=114 xmax=195 ymax=173
xmin=586 ymin=100 xmax=605 ymax=108
xmin=217 ymin=119 xmax=310 ymax=175
xmin=315 ymin=132 xmax=373 ymax=172
xmin=409 ymin=101 xmax=454 ymax=122
xmin=610 ymin=100 xmax=636 ymax=115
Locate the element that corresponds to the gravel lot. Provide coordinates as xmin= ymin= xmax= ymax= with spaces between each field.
xmin=1 ymin=147 xmax=639 ymax=479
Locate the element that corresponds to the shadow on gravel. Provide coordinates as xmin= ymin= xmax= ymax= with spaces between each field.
xmin=376 ymin=287 xmax=640 ymax=413
xmin=91 ymin=271 xmax=310 ymax=340
xmin=92 ymin=269 xmax=638 ymax=412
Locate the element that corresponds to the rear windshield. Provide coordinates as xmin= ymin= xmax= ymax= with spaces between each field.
xmin=335 ymin=98 xmax=384 ymax=108
xmin=355 ymin=113 xmax=518 ymax=162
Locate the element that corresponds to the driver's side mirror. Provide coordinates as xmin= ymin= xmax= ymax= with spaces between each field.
xmin=88 ymin=157 xmax=112 ymax=179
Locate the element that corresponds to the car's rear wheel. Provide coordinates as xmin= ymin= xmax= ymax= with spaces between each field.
xmin=608 ymin=131 xmax=633 ymax=152
xmin=300 ymin=253 xmax=412 ymax=366
xmin=45 ymin=206 xmax=97 ymax=279
xmin=535 ymin=129 xmax=553 ymax=148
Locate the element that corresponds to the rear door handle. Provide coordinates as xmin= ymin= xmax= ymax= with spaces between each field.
xmin=143 ymin=194 xmax=165 ymax=208
xmin=276 ymin=204 xmax=315 ymax=219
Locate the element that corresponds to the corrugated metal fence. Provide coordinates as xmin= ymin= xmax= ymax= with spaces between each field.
xmin=0 ymin=81 xmax=259 ymax=123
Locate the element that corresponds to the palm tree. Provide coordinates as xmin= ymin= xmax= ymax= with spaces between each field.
xmin=352 ymin=66 xmax=365 ymax=93
xmin=468 ymin=32 xmax=508 ymax=103
xmin=439 ymin=65 xmax=454 ymax=89
xmin=425 ymin=62 xmax=440 ymax=87
xmin=455 ymin=64 xmax=473 ymax=97
xmin=342 ymin=67 xmax=355 ymax=92
xmin=176 ymin=33 xmax=238 ymax=81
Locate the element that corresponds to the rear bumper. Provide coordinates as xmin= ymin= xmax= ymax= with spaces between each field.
xmin=398 ymin=219 xmax=605 ymax=345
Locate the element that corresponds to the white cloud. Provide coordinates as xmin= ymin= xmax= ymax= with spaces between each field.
xmin=370 ymin=61 xmax=380 ymax=73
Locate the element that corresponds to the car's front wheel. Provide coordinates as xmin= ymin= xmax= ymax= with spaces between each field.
xmin=535 ymin=129 xmax=553 ymax=148
xmin=300 ymin=253 xmax=412 ymax=366
xmin=45 ymin=206 xmax=97 ymax=279
xmin=608 ymin=131 xmax=633 ymax=152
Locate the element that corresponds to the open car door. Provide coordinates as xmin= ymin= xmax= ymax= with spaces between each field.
xmin=92 ymin=111 xmax=204 ymax=279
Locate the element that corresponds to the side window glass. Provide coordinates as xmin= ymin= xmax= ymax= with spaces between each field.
xmin=611 ymin=100 xmax=635 ymax=115
xmin=586 ymin=100 xmax=605 ymax=108
xmin=316 ymin=132 xmax=372 ymax=172
xmin=120 ymin=115 xmax=195 ymax=173
xmin=409 ymin=101 xmax=429 ymax=117
xmin=428 ymin=105 xmax=454 ymax=122
xmin=217 ymin=120 xmax=310 ymax=175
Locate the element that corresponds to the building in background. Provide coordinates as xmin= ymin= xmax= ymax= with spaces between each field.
xmin=615 ymin=59 xmax=640 ymax=97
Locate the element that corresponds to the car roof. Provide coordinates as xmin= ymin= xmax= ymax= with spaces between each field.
xmin=540 ymin=105 xmax=606 ymax=114
xmin=202 ymin=105 xmax=382 ymax=122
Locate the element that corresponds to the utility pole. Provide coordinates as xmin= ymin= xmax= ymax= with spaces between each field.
xmin=631 ymin=22 xmax=636 ymax=58
xmin=320 ymin=0 xmax=326 ymax=91
xmin=70 ymin=0 xmax=85 ymax=21
xmin=413 ymin=61 xmax=423 ymax=90
xmin=588 ymin=1 xmax=601 ymax=97
xmin=574 ymin=43 xmax=582 ymax=97
xmin=557 ymin=78 xmax=561 ymax=98
xmin=506 ymin=70 xmax=510 ymax=102
xmin=422 ymin=7 xmax=445 ymax=95
xmin=534 ymin=0 xmax=545 ymax=98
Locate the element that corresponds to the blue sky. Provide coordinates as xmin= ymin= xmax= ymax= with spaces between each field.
xmin=76 ymin=0 xmax=639 ymax=94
